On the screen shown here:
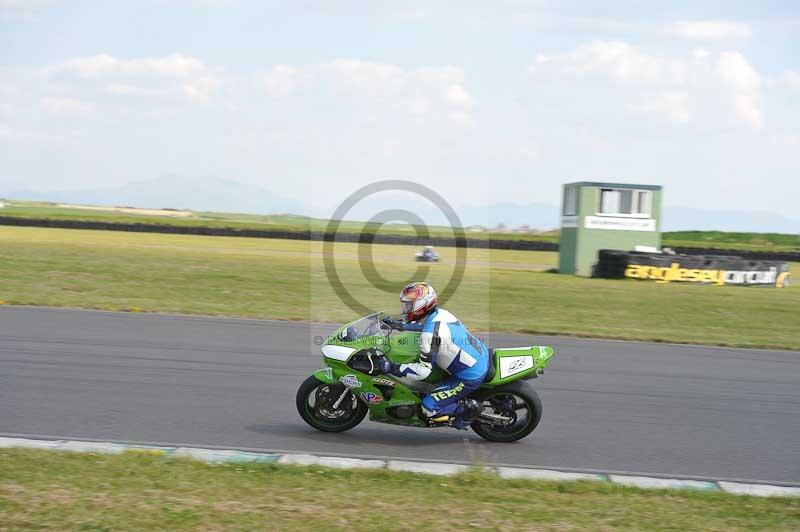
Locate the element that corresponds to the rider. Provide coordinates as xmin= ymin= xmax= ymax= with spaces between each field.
xmin=378 ymin=282 xmax=488 ymax=429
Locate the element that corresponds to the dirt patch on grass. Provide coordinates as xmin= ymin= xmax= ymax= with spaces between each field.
xmin=57 ymin=204 xmax=195 ymax=218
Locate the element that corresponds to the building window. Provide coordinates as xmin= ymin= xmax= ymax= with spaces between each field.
xmin=563 ymin=186 xmax=577 ymax=215
xmin=598 ymin=188 xmax=652 ymax=217
xmin=636 ymin=190 xmax=651 ymax=215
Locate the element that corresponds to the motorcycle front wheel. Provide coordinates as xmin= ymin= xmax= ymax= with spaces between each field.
xmin=470 ymin=381 xmax=542 ymax=443
xmin=296 ymin=376 xmax=368 ymax=432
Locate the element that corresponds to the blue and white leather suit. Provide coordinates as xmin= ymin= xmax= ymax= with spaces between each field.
xmin=393 ymin=308 xmax=489 ymax=419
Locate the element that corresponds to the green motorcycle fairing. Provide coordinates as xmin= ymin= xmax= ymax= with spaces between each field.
xmin=314 ymin=312 xmax=555 ymax=426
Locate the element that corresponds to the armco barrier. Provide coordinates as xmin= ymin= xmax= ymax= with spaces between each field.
xmin=1 ymin=216 xmax=798 ymax=260
xmin=593 ymin=249 xmax=791 ymax=287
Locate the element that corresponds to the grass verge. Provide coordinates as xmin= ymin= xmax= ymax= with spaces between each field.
xmin=1 ymin=449 xmax=798 ymax=531
xmin=1 ymin=226 xmax=798 ymax=350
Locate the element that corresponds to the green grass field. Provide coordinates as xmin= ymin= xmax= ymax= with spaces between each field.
xmin=1 ymin=226 xmax=798 ymax=349
xmin=663 ymin=231 xmax=800 ymax=252
xmin=3 ymin=199 xmax=798 ymax=251
xmin=1 ymin=449 xmax=797 ymax=531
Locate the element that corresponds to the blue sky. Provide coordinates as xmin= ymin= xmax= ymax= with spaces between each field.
xmin=1 ymin=1 xmax=799 ymax=224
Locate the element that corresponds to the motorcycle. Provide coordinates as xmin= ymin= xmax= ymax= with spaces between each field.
xmin=296 ymin=312 xmax=555 ymax=442
xmin=414 ymin=247 xmax=440 ymax=262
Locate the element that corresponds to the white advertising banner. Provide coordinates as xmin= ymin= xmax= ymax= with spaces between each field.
xmin=561 ymin=215 xmax=578 ymax=228
xmin=584 ymin=216 xmax=656 ymax=232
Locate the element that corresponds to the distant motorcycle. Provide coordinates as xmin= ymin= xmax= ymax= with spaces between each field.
xmin=414 ymin=246 xmax=440 ymax=262
xmin=296 ymin=312 xmax=555 ymax=442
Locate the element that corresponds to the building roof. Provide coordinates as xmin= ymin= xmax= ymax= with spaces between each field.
xmin=564 ymin=181 xmax=662 ymax=191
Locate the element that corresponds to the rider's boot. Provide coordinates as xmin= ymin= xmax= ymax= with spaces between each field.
xmin=423 ymin=405 xmax=451 ymax=425
xmin=451 ymin=399 xmax=481 ymax=430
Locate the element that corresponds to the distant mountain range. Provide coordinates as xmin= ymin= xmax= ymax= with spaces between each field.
xmin=5 ymin=176 xmax=308 ymax=217
xmin=4 ymin=175 xmax=798 ymax=234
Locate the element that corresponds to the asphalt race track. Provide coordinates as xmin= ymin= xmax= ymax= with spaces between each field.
xmin=2 ymin=306 xmax=798 ymax=484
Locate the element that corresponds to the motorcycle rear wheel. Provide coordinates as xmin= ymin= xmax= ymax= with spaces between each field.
xmin=296 ymin=376 xmax=368 ymax=432
xmin=470 ymin=381 xmax=542 ymax=443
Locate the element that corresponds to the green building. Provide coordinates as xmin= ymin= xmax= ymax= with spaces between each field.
xmin=559 ymin=182 xmax=663 ymax=276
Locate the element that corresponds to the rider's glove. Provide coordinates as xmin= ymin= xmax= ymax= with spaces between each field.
xmin=368 ymin=352 xmax=400 ymax=376
xmin=381 ymin=316 xmax=404 ymax=331
xmin=373 ymin=356 xmax=395 ymax=375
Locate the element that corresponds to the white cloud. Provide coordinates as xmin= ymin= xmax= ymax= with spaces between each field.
xmin=162 ymin=0 xmax=239 ymax=6
xmin=779 ymin=70 xmax=800 ymax=89
xmin=261 ymin=65 xmax=309 ymax=97
xmin=60 ymin=53 xmax=208 ymax=80
xmin=517 ymin=142 xmax=543 ymax=160
xmin=40 ymin=96 xmax=94 ymax=115
xmin=668 ymin=20 xmax=752 ymax=40
xmin=0 ymin=82 xmax=18 ymax=100
xmin=53 ymin=53 xmax=222 ymax=103
xmin=444 ymin=84 xmax=473 ymax=107
xmin=259 ymin=59 xmax=475 ymax=125
xmin=26 ymin=54 xmax=474 ymax=151
xmin=543 ymin=41 xmax=687 ymax=85
xmin=0 ymin=123 xmax=75 ymax=143
xmin=106 ymin=84 xmax=171 ymax=98
xmin=629 ymin=91 xmax=690 ymax=123
xmin=323 ymin=59 xmax=406 ymax=90
xmin=0 ymin=0 xmax=58 ymax=10
xmin=529 ymin=41 xmax=764 ymax=128
xmin=715 ymin=51 xmax=763 ymax=128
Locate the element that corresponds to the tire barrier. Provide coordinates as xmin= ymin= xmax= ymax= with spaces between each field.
xmin=672 ymin=247 xmax=800 ymax=263
xmin=0 ymin=216 xmax=558 ymax=251
xmin=593 ymin=249 xmax=791 ymax=287
xmin=0 ymin=215 xmax=797 ymax=260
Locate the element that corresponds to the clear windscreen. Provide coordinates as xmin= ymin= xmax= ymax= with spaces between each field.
xmin=333 ymin=313 xmax=388 ymax=342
